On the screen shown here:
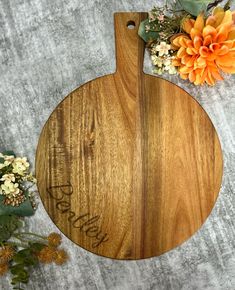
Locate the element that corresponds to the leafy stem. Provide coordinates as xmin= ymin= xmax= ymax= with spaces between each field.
xmin=5 ymin=241 xmax=28 ymax=248
xmin=14 ymin=232 xmax=46 ymax=240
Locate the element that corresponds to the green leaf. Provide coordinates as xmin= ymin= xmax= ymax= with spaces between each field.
xmin=224 ymin=0 xmax=231 ymax=11
xmin=138 ymin=19 xmax=159 ymax=43
xmin=29 ymin=242 xmax=45 ymax=252
xmin=10 ymin=264 xmax=25 ymax=275
xmin=0 ymin=215 xmax=21 ymax=242
xmin=10 ymin=263 xmax=30 ymax=286
xmin=2 ymin=150 xmax=16 ymax=157
xmin=178 ymin=0 xmax=212 ymax=16
xmin=0 ymin=157 xmax=4 ymax=163
xmin=0 ymin=191 xmax=34 ymax=217
xmin=13 ymin=248 xmax=38 ymax=266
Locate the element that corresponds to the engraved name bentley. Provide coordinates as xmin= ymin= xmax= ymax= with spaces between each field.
xmin=46 ymin=182 xmax=109 ymax=248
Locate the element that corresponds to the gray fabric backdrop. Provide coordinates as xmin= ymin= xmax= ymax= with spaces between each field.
xmin=0 ymin=0 xmax=235 ymax=289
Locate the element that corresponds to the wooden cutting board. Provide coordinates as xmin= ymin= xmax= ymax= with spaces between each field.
xmin=36 ymin=12 xmax=223 ymax=260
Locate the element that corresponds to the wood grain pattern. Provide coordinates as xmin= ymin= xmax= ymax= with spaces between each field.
xmin=35 ymin=12 xmax=223 ymax=260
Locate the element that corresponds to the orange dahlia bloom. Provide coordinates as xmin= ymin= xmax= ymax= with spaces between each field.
xmin=172 ymin=8 xmax=235 ymax=85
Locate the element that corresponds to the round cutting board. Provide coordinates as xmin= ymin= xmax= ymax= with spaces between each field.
xmin=36 ymin=12 xmax=223 ymax=259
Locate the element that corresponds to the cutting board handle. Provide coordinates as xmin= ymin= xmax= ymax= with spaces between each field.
xmin=114 ymin=12 xmax=147 ymax=75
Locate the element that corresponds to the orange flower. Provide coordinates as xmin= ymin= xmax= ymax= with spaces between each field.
xmin=0 ymin=246 xmax=15 ymax=264
xmin=37 ymin=246 xmax=56 ymax=264
xmin=54 ymin=249 xmax=68 ymax=265
xmin=47 ymin=232 xmax=62 ymax=247
xmin=172 ymin=9 xmax=235 ymax=85
xmin=0 ymin=263 xmax=8 ymax=276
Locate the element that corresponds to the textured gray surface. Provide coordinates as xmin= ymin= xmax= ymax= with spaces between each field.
xmin=0 ymin=0 xmax=235 ymax=289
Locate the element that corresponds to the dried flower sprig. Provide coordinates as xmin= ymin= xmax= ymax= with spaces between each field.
xmin=0 ymin=215 xmax=69 ymax=289
xmin=0 ymin=151 xmax=69 ymax=289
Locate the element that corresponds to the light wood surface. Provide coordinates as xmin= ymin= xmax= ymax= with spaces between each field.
xmin=35 ymin=12 xmax=223 ymax=260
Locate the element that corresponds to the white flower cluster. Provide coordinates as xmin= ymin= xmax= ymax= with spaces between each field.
xmin=0 ymin=152 xmax=36 ymax=206
xmin=150 ymin=41 xmax=177 ymax=75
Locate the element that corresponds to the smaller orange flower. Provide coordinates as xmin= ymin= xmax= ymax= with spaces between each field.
xmin=0 ymin=263 xmax=8 ymax=276
xmin=37 ymin=246 xmax=56 ymax=264
xmin=0 ymin=246 xmax=15 ymax=264
xmin=54 ymin=249 xmax=68 ymax=265
xmin=47 ymin=233 xmax=62 ymax=247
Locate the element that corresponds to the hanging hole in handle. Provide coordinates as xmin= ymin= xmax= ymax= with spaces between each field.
xmin=127 ymin=20 xmax=136 ymax=29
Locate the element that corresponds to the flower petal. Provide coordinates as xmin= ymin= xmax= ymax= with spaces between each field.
xmin=203 ymin=35 xmax=213 ymax=46
xmin=194 ymin=12 xmax=205 ymax=32
xmin=228 ymin=28 xmax=235 ymax=40
xmin=211 ymin=70 xmax=224 ymax=81
xmin=186 ymin=47 xmax=198 ymax=55
xmin=194 ymin=71 xmax=204 ymax=85
xmin=177 ymin=47 xmax=186 ymax=58
xmin=220 ymin=10 xmax=233 ymax=26
xmin=232 ymin=11 xmax=235 ymax=24
xmin=170 ymin=33 xmax=189 ymax=49
xmin=212 ymin=7 xmax=225 ymax=28
xmin=182 ymin=18 xmax=195 ymax=34
xmin=178 ymin=36 xmax=191 ymax=48
xmin=200 ymin=68 xmax=208 ymax=84
xmin=217 ymin=63 xmax=235 ymax=73
xmin=179 ymin=65 xmax=193 ymax=74
xmin=190 ymin=28 xmax=202 ymax=41
xmin=181 ymin=54 xmax=191 ymax=65
xmin=213 ymin=7 xmax=224 ymax=16
xmin=221 ymin=40 xmax=234 ymax=49
xmin=216 ymin=53 xmax=235 ymax=65
xmin=205 ymin=71 xmax=215 ymax=86
xmin=189 ymin=70 xmax=196 ymax=83
xmin=172 ymin=58 xmax=182 ymax=66
xmin=216 ymin=21 xmax=233 ymax=41
xmin=186 ymin=55 xmax=197 ymax=67
xmin=202 ymin=25 xmax=217 ymax=41
xmin=193 ymin=35 xmax=203 ymax=50
xmin=206 ymin=16 xmax=216 ymax=27
xmin=196 ymin=57 xmax=206 ymax=68
xmin=217 ymin=45 xmax=229 ymax=55
xmin=179 ymin=72 xmax=189 ymax=80
xmin=199 ymin=46 xmax=209 ymax=57
xmin=209 ymin=43 xmax=220 ymax=52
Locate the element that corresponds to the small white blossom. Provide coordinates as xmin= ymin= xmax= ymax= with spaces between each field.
xmin=4 ymin=155 xmax=15 ymax=163
xmin=0 ymin=181 xmax=20 ymax=196
xmin=151 ymin=55 xmax=164 ymax=67
xmin=0 ymin=173 xmax=16 ymax=183
xmin=0 ymin=154 xmax=15 ymax=169
xmin=163 ymin=58 xmax=172 ymax=67
xmin=12 ymin=157 xmax=29 ymax=176
xmin=145 ymin=24 xmax=151 ymax=32
xmin=157 ymin=14 xmax=164 ymax=22
xmin=0 ymin=162 xmax=7 ymax=170
xmin=148 ymin=12 xmax=157 ymax=22
xmin=167 ymin=65 xmax=178 ymax=75
xmin=154 ymin=68 xmax=163 ymax=75
xmin=156 ymin=41 xmax=171 ymax=56
xmin=23 ymin=173 xmax=37 ymax=183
